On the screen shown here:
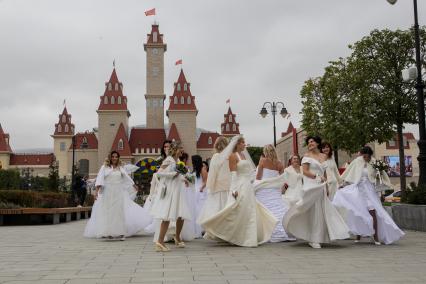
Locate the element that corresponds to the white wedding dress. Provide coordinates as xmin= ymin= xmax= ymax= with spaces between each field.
xmin=282 ymin=166 xmax=303 ymax=207
xmin=194 ymin=176 xmax=207 ymax=238
xmin=201 ymin=155 xmax=278 ymax=247
xmin=333 ymin=167 xmax=404 ymax=244
xmin=283 ymin=157 xmax=349 ymax=244
xmin=324 ymin=158 xmax=342 ymax=201
xmin=84 ymin=167 xmax=151 ymax=238
xmin=255 ymin=168 xmax=294 ymax=242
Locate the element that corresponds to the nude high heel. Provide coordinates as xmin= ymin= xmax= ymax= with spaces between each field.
xmin=155 ymin=242 xmax=170 ymax=252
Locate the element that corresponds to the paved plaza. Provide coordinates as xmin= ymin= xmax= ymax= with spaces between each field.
xmin=0 ymin=221 xmax=425 ymax=284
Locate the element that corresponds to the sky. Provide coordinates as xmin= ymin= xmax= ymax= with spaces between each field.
xmin=0 ymin=0 xmax=424 ymax=150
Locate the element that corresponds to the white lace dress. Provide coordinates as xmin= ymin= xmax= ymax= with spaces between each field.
xmin=283 ymin=157 xmax=350 ymax=243
xmin=333 ymin=167 xmax=405 ymax=244
xmin=201 ymin=157 xmax=278 ymax=247
xmin=255 ymin=168 xmax=294 ymax=242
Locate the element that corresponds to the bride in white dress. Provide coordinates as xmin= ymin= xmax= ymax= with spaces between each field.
xmin=255 ymin=144 xmax=294 ymax=242
xmin=282 ymin=155 xmax=303 ymax=207
xmin=84 ymin=151 xmax=151 ymax=240
xmin=201 ymin=135 xmax=278 ymax=247
xmin=283 ymin=136 xmax=349 ymax=248
xmin=333 ymin=146 xmax=404 ymax=245
xmin=321 ymin=142 xmax=342 ymax=201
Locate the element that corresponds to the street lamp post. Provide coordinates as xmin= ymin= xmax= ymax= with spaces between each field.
xmin=260 ymin=102 xmax=288 ymax=147
xmin=388 ymin=0 xmax=426 ymax=185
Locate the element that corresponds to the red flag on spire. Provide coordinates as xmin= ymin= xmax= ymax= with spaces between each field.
xmin=175 ymin=59 xmax=182 ymax=65
xmin=145 ymin=8 xmax=156 ymax=16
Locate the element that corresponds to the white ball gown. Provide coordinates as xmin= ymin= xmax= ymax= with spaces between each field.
xmin=201 ymin=155 xmax=278 ymax=247
xmin=282 ymin=165 xmax=303 ymax=207
xmin=283 ymin=157 xmax=350 ymax=244
xmin=194 ymin=175 xmax=207 ymax=238
xmin=84 ymin=165 xmax=151 ymax=238
xmin=255 ymin=168 xmax=294 ymax=242
xmin=324 ymin=158 xmax=342 ymax=201
xmin=333 ymin=157 xmax=404 ymax=244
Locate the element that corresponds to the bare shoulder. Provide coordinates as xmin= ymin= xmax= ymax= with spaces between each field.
xmin=229 ymin=153 xmax=238 ymax=162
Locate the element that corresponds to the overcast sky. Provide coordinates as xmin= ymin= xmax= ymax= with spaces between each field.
xmin=0 ymin=0 xmax=424 ymax=150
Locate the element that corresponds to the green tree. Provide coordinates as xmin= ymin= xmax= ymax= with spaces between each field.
xmin=47 ymin=162 xmax=60 ymax=191
xmin=247 ymin=146 xmax=263 ymax=166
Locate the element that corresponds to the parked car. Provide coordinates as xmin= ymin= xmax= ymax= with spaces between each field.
xmin=384 ymin=190 xmax=401 ymax=203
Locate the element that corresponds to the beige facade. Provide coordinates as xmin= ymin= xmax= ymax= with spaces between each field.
xmin=8 ymin=165 xmax=50 ymax=177
xmin=68 ymin=149 xmax=98 ymax=178
xmin=51 ymin=135 xmax=72 ymax=177
xmin=97 ymin=110 xmax=129 ymax=167
xmin=0 ymin=153 xmax=10 ymax=170
xmin=197 ymin=149 xmax=215 ymax=162
xmin=168 ymin=110 xmax=197 ymax=160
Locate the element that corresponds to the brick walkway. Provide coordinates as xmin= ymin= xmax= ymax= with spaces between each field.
xmin=0 ymin=221 xmax=425 ymax=284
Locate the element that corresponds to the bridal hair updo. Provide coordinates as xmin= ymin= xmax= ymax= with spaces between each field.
xmin=168 ymin=141 xmax=182 ymax=157
xmin=263 ymin=144 xmax=278 ymax=163
xmin=214 ymin=136 xmax=229 ymax=153
xmin=104 ymin=150 xmax=122 ymax=167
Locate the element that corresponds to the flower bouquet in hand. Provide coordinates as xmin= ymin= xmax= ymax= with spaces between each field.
xmin=371 ymin=160 xmax=389 ymax=173
xmin=176 ymin=162 xmax=195 ymax=184
xmin=371 ymin=160 xmax=391 ymax=192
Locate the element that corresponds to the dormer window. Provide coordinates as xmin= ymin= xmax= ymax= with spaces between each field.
xmin=180 ymin=96 xmax=185 ymax=104
xmin=64 ymin=124 xmax=69 ymax=133
xmin=61 ymin=115 xmax=66 ymax=123
xmin=221 ymin=126 xmax=224 ymax=132
xmin=208 ymin=136 xmax=213 ymax=145
xmin=153 ymin=31 xmax=158 ymax=42
xmin=184 ymin=83 xmax=188 ymax=91
xmin=108 ymin=83 xmax=112 ymax=91
xmin=117 ymin=96 xmax=122 ymax=104
xmin=232 ymin=124 xmax=237 ymax=132
xmin=81 ymin=137 xmax=88 ymax=149
xmin=111 ymin=96 xmax=115 ymax=104
xmin=187 ymin=96 xmax=191 ymax=104
xmin=118 ymin=139 xmax=124 ymax=150
xmin=104 ymin=96 xmax=108 ymax=104
xmin=177 ymin=83 xmax=181 ymax=91
xmin=174 ymin=96 xmax=178 ymax=104
xmin=120 ymin=83 xmax=123 ymax=91
xmin=114 ymin=83 xmax=118 ymax=91
xmin=57 ymin=125 xmax=62 ymax=133
xmin=226 ymin=124 xmax=230 ymax=132
xmin=229 ymin=115 xmax=233 ymax=122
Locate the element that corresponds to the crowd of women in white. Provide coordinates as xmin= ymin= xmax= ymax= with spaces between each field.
xmin=84 ymin=134 xmax=404 ymax=250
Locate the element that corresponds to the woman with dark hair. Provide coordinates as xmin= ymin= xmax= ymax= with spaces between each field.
xmin=160 ymin=140 xmax=172 ymax=161
xmin=283 ymin=136 xmax=349 ymax=248
xmin=84 ymin=151 xmax=151 ymax=240
xmin=321 ymin=142 xmax=342 ymax=200
xmin=333 ymin=146 xmax=404 ymax=245
xmin=191 ymin=155 xmax=209 ymax=238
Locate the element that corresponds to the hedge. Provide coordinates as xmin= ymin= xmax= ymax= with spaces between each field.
xmin=0 ymin=190 xmax=71 ymax=208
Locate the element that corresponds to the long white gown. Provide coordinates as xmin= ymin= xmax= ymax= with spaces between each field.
xmin=283 ymin=157 xmax=350 ymax=244
xmin=282 ymin=166 xmax=303 ymax=207
xmin=84 ymin=166 xmax=151 ymax=238
xmin=255 ymin=168 xmax=294 ymax=242
xmin=201 ymin=156 xmax=278 ymax=247
xmin=333 ymin=159 xmax=404 ymax=245
xmin=324 ymin=158 xmax=342 ymax=201
xmin=194 ymin=176 xmax=207 ymax=238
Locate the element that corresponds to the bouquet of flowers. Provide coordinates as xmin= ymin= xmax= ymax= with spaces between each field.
xmin=176 ymin=162 xmax=195 ymax=184
xmin=371 ymin=160 xmax=391 ymax=192
xmin=371 ymin=160 xmax=389 ymax=173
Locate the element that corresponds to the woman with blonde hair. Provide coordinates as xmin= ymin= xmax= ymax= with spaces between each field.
xmin=84 ymin=151 xmax=151 ymax=240
xmin=197 ymin=136 xmax=231 ymax=225
xmin=150 ymin=142 xmax=192 ymax=252
xmin=255 ymin=144 xmax=294 ymax=242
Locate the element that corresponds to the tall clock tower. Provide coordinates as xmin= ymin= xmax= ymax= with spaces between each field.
xmin=144 ymin=24 xmax=167 ymax=129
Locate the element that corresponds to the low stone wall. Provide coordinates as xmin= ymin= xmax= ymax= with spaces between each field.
xmin=388 ymin=204 xmax=426 ymax=232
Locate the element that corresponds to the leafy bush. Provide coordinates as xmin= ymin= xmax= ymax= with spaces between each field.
xmin=0 ymin=169 xmax=21 ymax=190
xmin=0 ymin=190 xmax=71 ymax=208
xmin=84 ymin=194 xmax=95 ymax=206
xmin=402 ymin=182 xmax=426 ymax=205
xmin=0 ymin=201 xmax=20 ymax=209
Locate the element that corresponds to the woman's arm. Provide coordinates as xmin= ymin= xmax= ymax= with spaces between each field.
xmin=229 ymin=153 xmax=239 ymax=198
xmin=255 ymin=158 xmax=264 ymax=180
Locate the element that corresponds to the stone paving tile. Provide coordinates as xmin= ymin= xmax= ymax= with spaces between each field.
xmin=1 ymin=221 xmax=426 ymax=284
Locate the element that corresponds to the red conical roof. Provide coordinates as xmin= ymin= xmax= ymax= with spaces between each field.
xmin=0 ymin=124 xmax=12 ymax=153
xmin=98 ymin=68 xmax=129 ymax=111
xmin=168 ymin=69 xmax=197 ymax=112
xmin=167 ymin=123 xmax=181 ymax=141
xmin=53 ymin=107 xmax=75 ymax=136
xmin=221 ymin=106 xmax=240 ymax=136
xmin=111 ymin=123 xmax=132 ymax=157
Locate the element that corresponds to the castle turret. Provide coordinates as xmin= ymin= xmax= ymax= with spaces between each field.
xmin=0 ymin=124 xmax=12 ymax=170
xmin=51 ymin=107 xmax=74 ymax=177
xmin=221 ymin=107 xmax=240 ymax=138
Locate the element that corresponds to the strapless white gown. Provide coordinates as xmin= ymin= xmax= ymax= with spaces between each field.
xmin=283 ymin=157 xmax=349 ymax=243
xmin=255 ymin=169 xmax=294 ymax=242
xmin=333 ymin=168 xmax=404 ymax=244
xmin=201 ymin=159 xmax=278 ymax=247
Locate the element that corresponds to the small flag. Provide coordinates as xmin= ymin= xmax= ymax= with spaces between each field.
xmin=226 ymin=99 xmax=230 ymax=104
xmin=175 ymin=59 xmax=182 ymax=65
xmin=145 ymin=8 xmax=156 ymax=16
xmin=113 ymin=59 xmax=115 ymax=68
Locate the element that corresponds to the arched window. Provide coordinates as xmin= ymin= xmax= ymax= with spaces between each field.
xmin=61 ymin=115 xmax=66 ymax=123
xmin=174 ymin=96 xmax=178 ymax=104
xmin=115 ymin=83 xmax=119 ymax=91
xmin=208 ymin=136 xmax=213 ymax=145
xmin=184 ymin=83 xmax=187 ymax=91
xmin=104 ymin=96 xmax=108 ymax=104
xmin=226 ymin=124 xmax=230 ymax=132
xmin=229 ymin=115 xmax=233 ymax=122
xmin=153 ymin=32 xmax=158 ymax=42
xmin=117 ymin=96 xmax=122 ymax=104
xmin=78 ymin=159 xmax=89 ymax=176
xmin=57 ymin=125 xmax=62 ymax=133
xmin=177 ymin=83 xmax=181 ymax=91
xmin=232 ymin=124 xmax=237 ymax=132
xmin=180 ymin=96 xmax=185 ymax=104
xmin=81 ymin=137 xmax=88 ymax=149
xmin=187 ymin=96 xmax=191 ymax=104
xmin=111 ymin=96 xmax=115 ymax=104
xmin=108 ymin=83 xmax=112 ymax=91
xmin=64 ymin=124 xmax=69 ymax=133
xmin=118 ymin=139 xmax=124 ymax=150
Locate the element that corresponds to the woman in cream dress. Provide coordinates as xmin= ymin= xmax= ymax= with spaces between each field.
xmin=255 ymin=144 xmax=294 ymax=242
xmin=321 ymin=142 xmax=342 ymax=201
xmin=283 ymin=136 xmax=349 ymax=249
xmin=282 ymin=155 xmax=304 ymax=207
xmin=201 ymin=136 xmax=278 ymax=247
xmin=333 ymin=146 xmax=404 ymax=245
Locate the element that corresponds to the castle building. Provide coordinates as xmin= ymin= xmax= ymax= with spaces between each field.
xmin=0 ymin=23 xmax=241 ymax=178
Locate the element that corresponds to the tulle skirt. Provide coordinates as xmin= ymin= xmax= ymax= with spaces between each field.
xmin=333 ymin=181 xmax=405 ymax=244
xmin=256 ymin=187 xmax=294 ymax=242
xmin=84 ymin=183 xmax=151 ymax=238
